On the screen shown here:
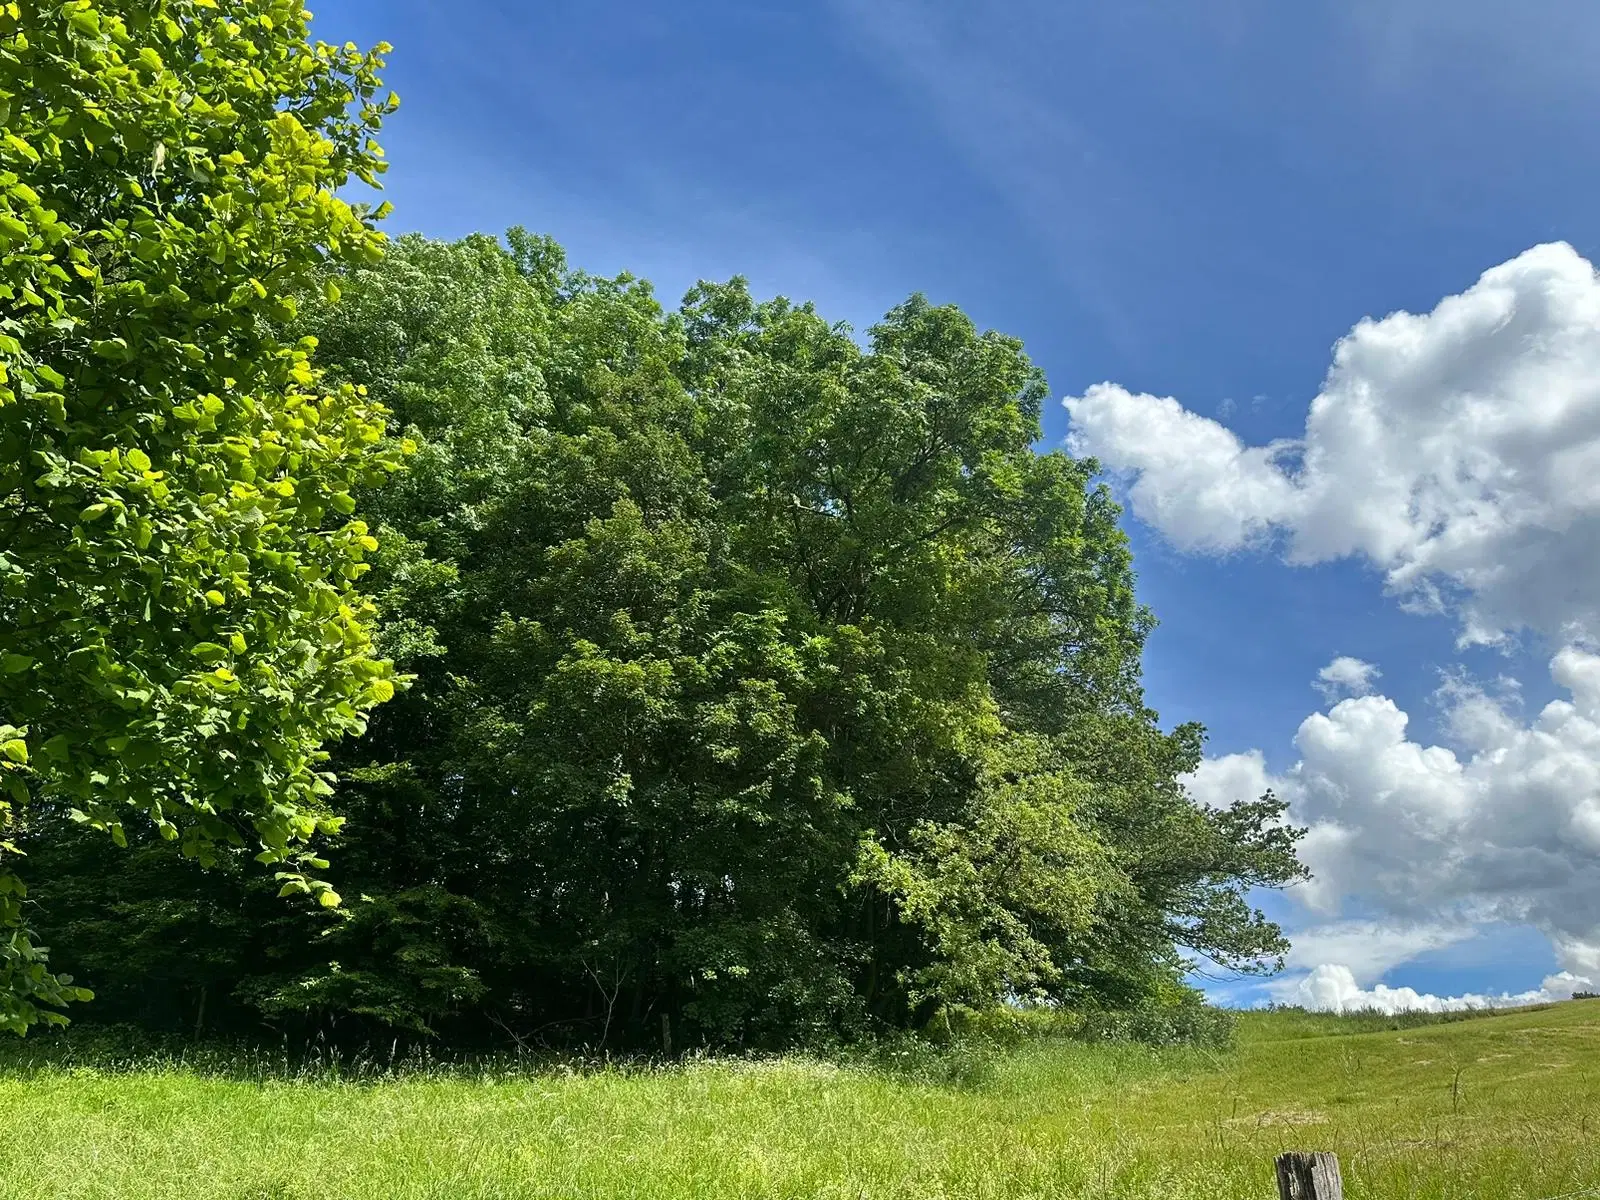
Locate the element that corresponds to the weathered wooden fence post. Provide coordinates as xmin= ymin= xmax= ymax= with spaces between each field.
xmin=1275 ymin=1152 xmax=1342 ymax=1200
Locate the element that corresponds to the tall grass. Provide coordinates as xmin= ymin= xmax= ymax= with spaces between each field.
xmin=6 ymin=1002 xmax=1598 ymax=1198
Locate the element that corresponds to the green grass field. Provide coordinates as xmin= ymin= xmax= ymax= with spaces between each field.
xmin=4 ymin=1003 xmax=1599 ymax=1199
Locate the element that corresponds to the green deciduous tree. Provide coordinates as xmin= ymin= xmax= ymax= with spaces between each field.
xmin=0 ymin=0 xmax=401 ymax=1033
xmin=283 ymin=235 xmax=1302 ymax=1046
xmin=22 ymin=230 xmax=1306 ymax=1049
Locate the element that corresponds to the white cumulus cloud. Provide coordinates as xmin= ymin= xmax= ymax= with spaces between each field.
xmin=1063 ymin=384 xmax=1303 ymax=554
xmin=1065 ymin=242 xmax=1600 ymax=646
xmin=1075 ymin=241 xmax=1600 ymax=1007
xmin=1316 ymin=657 xmax=1382 ymax=700
xmin=1183 ymin=748 xmax=1273 ymax=812
xmin=1270 ymin=963 xmax=1593 ymax=1014
xmin=1186 ymin=647 xmax=1600 ymax=995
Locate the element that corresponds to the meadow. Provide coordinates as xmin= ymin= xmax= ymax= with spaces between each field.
xmin=3 ymin=1003 xmax=1598 ymax=1200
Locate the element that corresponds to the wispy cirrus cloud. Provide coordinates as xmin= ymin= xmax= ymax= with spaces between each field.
xmin=1281 ymin=920 xmax=1474 ymax=983
xmin=826 ymin=0 xmax=1158 ymax=348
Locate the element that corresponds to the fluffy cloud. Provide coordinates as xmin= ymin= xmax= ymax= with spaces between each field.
xmin=1188 ymin=647 xmax=1600 ymax=998
xmin=1271 ymin=963 xmax=1593 ymax=1015
xmin=1076 ymin=242 xmax=1600 ymax=1008
xmin=1316 ymin=656 xmax=1381 ymax=700
xmin=1060 ymin=386 xmax=1302 ymax=553
xmin=1183 ymin=749 xmax=1272 ymax=812
xmin=1281 ymin=920 xmax=1475 ymax=982
xmin=1073 ymin=241 xmax=1600 ymax=1007
xmin=1065 ymin=242 xmax=1600 ymax=646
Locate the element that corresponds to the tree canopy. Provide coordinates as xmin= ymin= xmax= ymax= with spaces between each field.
xmin=0 ymin=0 xmax=400 ymax=1032
xmin=23 ymin=230 xmax=1306 ymax=1048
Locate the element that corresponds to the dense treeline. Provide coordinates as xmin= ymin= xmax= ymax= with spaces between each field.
xmin=3 ymin=1 xmax=1303 ymax=1051
xmin=23 ymin=232 xmax=1304 ymax=1049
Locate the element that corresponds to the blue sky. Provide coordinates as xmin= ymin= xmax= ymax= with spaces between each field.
xmin=309 ymin=0 xmax=1600 ymax=1009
